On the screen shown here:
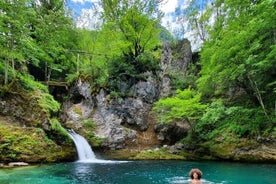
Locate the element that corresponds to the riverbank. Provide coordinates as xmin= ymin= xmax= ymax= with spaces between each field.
xmin=99 ymin=140 xmax=276 ymax=163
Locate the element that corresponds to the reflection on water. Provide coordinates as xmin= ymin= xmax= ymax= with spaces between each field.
xmin=0 ymin=160 xmax=275 ymax=184
xmin=167 ymin=176 xmax=190 ymax=183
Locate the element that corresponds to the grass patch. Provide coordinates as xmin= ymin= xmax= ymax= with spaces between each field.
xmin=50 ymin=118 xmax=68 ymax=138
xmin=83 ymin=120 xmax=96 ymax=129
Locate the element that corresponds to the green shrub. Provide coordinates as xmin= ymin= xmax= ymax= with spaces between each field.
xmin=86 ymin=131 xmax=104 ymax=147
xmin=195 ymin=99 xmax=226 ymax=137
xmin=107 ymin=51 xmax=160 ymax=95
xmin=83 ymin=120 xmax=96 ymax=129
xmin=224 ymin=107 xmax=266 ymax=138
xmin=50 ymin=118 xmax=68 ymax=137
xmin=66 ymin=72 xmax=79 ymax=84
xmin=153 ymin=88 xmax=206 ymax=124
xmin=18 ymin=74 xmax=48 ymax=93
xmin=196 ymin=99 xmax=268 ymax=140
xmin=38 ymin=93 xmax=60 ymax=114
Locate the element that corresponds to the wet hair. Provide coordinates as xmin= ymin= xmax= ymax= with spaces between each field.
xmin=189 ymin=168 xmax=203 ymax=179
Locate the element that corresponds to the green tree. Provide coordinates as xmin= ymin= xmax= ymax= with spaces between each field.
xmin=0 ymin=0 xmax=77 ymax=85
xmin=29 ymin=0 xmax=77 ymax=82
xmin=74 ymin=29 xmax=110 ymax=90
xmin=182 ymin=0 xmax=212 ymax=42
xmin=197 ymin=0 xmax=276 ymax=121
xmin=100 ymin=0 xmax=163 ymax=92
xmin=101 ymin=0 xmax=162 ymax=58
xmin=153 ymin=88 xmax=206 ymax=128
xmin=0 ymin=0 xmax=34 ymax=84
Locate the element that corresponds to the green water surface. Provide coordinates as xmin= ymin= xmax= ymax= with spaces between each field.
xmin=0 ymin=160 xmax=275 ymax=184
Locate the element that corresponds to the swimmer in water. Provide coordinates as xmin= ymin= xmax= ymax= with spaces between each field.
xmin=189 ymin=168 xmax=203 ymax=184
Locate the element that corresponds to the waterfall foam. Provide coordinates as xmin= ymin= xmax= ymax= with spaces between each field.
xmin=68 ymin=130 xmax=128 ymax=163
xmin=68 ymin=129 xmax=96 ymax=161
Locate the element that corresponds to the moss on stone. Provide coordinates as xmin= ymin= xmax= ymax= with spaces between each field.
xmin=102 ymin=148 xmax=185 ymax=160
xmin=0 ymin=122 xmax=75 ymax=163
xmin=132 ymin=148 xmax=185 ymax=160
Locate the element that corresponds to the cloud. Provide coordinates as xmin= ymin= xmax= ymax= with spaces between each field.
xmin=159 ymin=0 xmax=178 ymax=14
xmin=76 ymin=4 xmax=102 ymax=29
xmin=71 ymin=0 xmax=100 ymax=4
xmin=158 ymin=0 xmax=204 ymax=51
xmin=71 ymin=0 xmax=203 ymax=51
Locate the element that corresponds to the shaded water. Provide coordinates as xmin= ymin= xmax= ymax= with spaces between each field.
xmin=0 ymin=160 xmax=275 ymax=184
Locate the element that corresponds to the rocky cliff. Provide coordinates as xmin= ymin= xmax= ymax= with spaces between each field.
xmin=62 ymin=39 xmax=276 ymax=163
xmin=63 ymin=39 xmax=193 ymax=150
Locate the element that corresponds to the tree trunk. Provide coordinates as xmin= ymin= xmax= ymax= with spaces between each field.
xmin=77 ymin=53 xmax=80 ymax=73
xmin=11 ymin=38 xmax=15 ymax=78
xmin=4 ymin=58 xmax=8 ymax=85
xmin=247 ymin=75 xmax=271 ymax=122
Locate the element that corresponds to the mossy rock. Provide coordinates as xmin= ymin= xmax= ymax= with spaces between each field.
xmin=0 ymin=122 xmax=75 ymax=163
xmin=132 ymin=149 xmax=185 ymax=160
xmin=101 ymin=149 xmax=140 ymax=160
xmin=0 ymin=77 xmax=60 ymax=128
xmin=102 ymin=148 xmax=185 ymax=160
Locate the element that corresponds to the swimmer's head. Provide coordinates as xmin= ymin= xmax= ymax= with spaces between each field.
xmin=189 ymin=168 xmax=203 ymax=179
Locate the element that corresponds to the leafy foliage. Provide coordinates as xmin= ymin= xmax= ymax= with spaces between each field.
xmin=100 ymin=0 xmax=163 ymax=94
xmin=0 ymin=0 xmax=77 ymax=85
xmin=50 ymin=118 xmax=68 ymax=137
xmin=153 ymin=88 xmax=206 ymax=125
xmin=18 ymin=74 xmax=48 ymax=93
xmin=196 ymin=100 xmax=270 ymax=140
xmin=0 ymin=0 xmax=275 ymax=159
xmin=16 ymin=74 xmax=61 ymax=115
xmin=197 ymin=0 xmax=276 ymax=107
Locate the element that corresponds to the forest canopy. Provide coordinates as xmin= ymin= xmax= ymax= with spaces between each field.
xmin=0 ymin=0 xmax=275 ymax=144
xmin=153 ymin=0 xmax=276 ymax=141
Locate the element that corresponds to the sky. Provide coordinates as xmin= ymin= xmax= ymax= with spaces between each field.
xmin=67 ymin=0 xmax=180 ymax=17
xmin=65 ymin=0 xmax=202 ymax=50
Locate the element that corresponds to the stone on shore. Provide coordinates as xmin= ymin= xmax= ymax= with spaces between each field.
xmin=8 ymin=162 xmax=29 ymax=167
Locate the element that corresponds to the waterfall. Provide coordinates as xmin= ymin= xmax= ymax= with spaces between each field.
xmin=68 ymin=129 xmax=128 ymax=163
xmin=68 ymin=130 xmax=97 ymax=162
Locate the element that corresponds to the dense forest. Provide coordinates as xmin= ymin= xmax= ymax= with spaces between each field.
xmin=0 ymin=0 xmax=275 ymax=162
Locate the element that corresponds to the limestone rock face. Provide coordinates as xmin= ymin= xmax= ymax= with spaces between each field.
xmin=159 ymin=42 xmax=173 ymax=98
xmin=64 ymin=79 xmax=156 ymax=149
xmin=171 ymin=39 xmax=192 ymax=73
xmin=154 ymin=122 xmax=190 ymax=144
xmin=64 ymin=39 xmax=193 ymax=150
xmin=232 ymin=144 xmax=276 ymax=162
xmin=92 ymin=89 xmax=138 ymax=149
xmin=129 ymin=72 xmax=160 ymax=103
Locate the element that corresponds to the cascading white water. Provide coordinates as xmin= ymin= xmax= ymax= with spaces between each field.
xmin=68 ymin=129 xmax=128 ymax=163
xmin=68 ymin=130 xmax=96 ymax=162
